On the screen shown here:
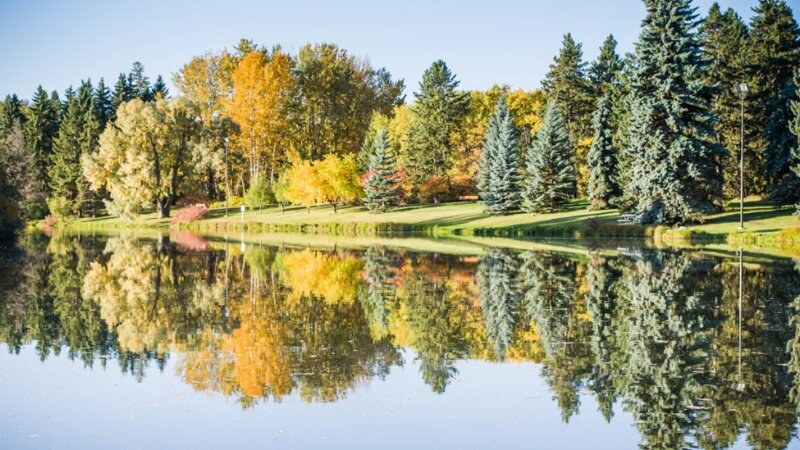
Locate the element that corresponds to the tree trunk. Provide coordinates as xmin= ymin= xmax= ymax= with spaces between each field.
xmin=332 ymin=202 xmax=337 ymax=214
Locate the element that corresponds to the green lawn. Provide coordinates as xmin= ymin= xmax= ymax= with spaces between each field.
xmin=67 ymin=197 xmax=799 ymax=241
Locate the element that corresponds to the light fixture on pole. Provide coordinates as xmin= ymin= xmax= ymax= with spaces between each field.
xmin=224 ymin=137 xmax=230 ymax=218
xmin=734 ymin=83 xmax=748 ymax=230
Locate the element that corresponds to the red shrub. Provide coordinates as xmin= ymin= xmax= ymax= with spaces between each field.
xmin=170 ymin=203 xmax=209 ymax=224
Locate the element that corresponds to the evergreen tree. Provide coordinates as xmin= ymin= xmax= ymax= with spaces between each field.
xmin=151 ymin=75 xmax=169 ymax=99
xmin=479 ymin=96 xmax=522 ymax=215
xmin=542 ymin=33 xmax=592 ymax=142
xmin=93 ymin=78 xmax=113 ymax=129
xmin=111 ymin=73 xmax=132 ymax=115
xmin=587 ymin=95 xmax=620 ymax=209
xmin=766 ymin=78 xmax=799 ymax=204
xmin=789 ymin=70 xmax=800 ymax=212
xmin=24 ymin=86 xmax=60 ymax=217
xmin=406 ymin=60 xmax=470 ymax=190
xmin=624 ymin=0 xmax=726 ymax=225
xmin=0 ymin=94 xmax=26 ymax=140
xmin=589 ymin=34 xmax=623 ymax=98
xmin=363 ymin=128 xmax=399 ymax=213
xmin=477 ymin=249 xmax=521 ymax=360
xmin=699 ymin=4 xmax=754 ymax=198
xmin=128 ymin=62 xmax=152 ymax=101
xmin=49 ymin=81 xmax=99 ymax=217
xmin=749 ymin=0 xmax=800 ymax=196
xmin=522 ymin=104 xmax=576 ymax=213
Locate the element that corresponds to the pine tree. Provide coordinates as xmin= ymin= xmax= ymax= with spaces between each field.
xmin=522 ymin=104 xmax=576 ymax=213
xmin=24 ymin=86 xmax=60 ymax=218
xmin=151 ymin=75 xmax=169 ymax=99
xmin=789 ymin=70 xmax=800 ymax=212
xmin=624 ymin=0 xmax=726 ymax=225
xmin=360 ymin=246 xmax=396 ymax=336
xmin=50 ymin=81 xmax=99 ymax=217
xmin=587 ymin=95 xmax=620 ymax=210
xmin=111 ymin=73 xmax=132 ymax=115
xmin=129 ymin=62 xmax=152 ymax=101
xmin=479 ymin=96 xmax=522 ymax=215
xmin=749 ymin=0 xmax=800 ymax=196
xmin=766 ymin=78 xmax=799 ymax=204
xmin=93 ymin=78 xmax=113 ymax=129
xmin=363 ymin=128 xmax=399 ymax=213
xmin=406 ymin=60 xmax=470 ymax=189
xmin=699 ymin=4 xmax=754 ymax=198
xmin=589 ymin=34 xmax=623 ymax=98
xmin=542 ymin=33 xmax=592 ymax=142
xmin=0 ymin=94 xmax=26 ymax=140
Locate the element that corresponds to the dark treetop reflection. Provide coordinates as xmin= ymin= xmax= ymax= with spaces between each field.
xmin=1 ymin=231 xmax=799 ymax=449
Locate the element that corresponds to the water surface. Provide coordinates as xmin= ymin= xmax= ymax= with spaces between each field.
xmin=1 ymin=231 xmax=798 ymax=449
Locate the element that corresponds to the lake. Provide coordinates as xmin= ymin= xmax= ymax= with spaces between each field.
xmin=1 ymin=231 xmax=799 ymax=449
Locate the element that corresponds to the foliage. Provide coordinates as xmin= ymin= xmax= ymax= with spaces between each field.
xmin=405 ymin=60 xmax=470 ymax=197
xmin=478 ymin=96 xmax=522 ymax=215
xmin=624 ymin=0 xmax=726 ymax=225
xmin=83 ymin=98 xmax=200 ymax=218
xmin=244 ymin=177 xmax=274 ymax=210
xmin=170 ymin=204 xmax=209 ymax=224
xmin=522 ymin=104 xmax=576 ymax=213
xmin=283 ymin=154 xmax=362 ymax=212
xmin=363 ymin=128 xmax=400 ymax=213
xmin=587 ymin=94 xmax=620 ymax=209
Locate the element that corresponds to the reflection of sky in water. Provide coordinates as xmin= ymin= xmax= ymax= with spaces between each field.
xmin=0 ymin=346 xmax=641 ymax=450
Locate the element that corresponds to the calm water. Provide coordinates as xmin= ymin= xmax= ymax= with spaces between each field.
xmin=1 ymin=232 xmax=799 ymax=450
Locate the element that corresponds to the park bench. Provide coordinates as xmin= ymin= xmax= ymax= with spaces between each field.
xmin=617 ymin=213 xmax=641 ymax=224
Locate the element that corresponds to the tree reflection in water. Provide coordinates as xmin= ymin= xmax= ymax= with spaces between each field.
xmin=0 ymin=231 xmax=799 ymax=447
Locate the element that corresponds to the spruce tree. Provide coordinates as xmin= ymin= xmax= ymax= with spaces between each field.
xmin=151 ymin=75 xmax=169 ymax=99
xmin=482 ymin=96 xmax=522 ymax=215
xmin=111 ymin=73 xmax=132 ymax=115
xmin=363 ymin=128 xmax=399 ymax=213
xmin=24 ymin=86 xmax=60 ymax=218
xmin=589 ymin=34 xmax=623 ymax=98
xmin=624 ymin=0 xmax=726 ymax=225
xmin=699 ymin=4 xmax=753 ymax=198
xmin=0 ymin=94 xmax=26 ymax=140
xmin=766 ymin=78 xmax=799 ymax=204
xmin=129 ymin=62 xmax=152 ymax=101
xmin=50 ymin=81 xmax=99 ymax=217
xmin=587 ymin=95 xmax=620 ymax=210
xmin=93 ymin=78 xmax=113 ymax=129
xmin=542 ymin=33 xmax=592 ymax=142
xmin=522 ymin=104 xmax=576 ymax=213
xmin=749 ymin=0 xmax=800 ymax=196
xmin=789 ymin=70 xmax=800 ymax=212
xmin=406 ymin=60 xmax=469 ymax=189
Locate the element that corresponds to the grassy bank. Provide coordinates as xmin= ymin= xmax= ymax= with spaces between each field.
xmin=65 ymin=198 xmax=800 ymax=248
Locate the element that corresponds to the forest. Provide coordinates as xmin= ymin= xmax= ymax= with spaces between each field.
xmin=0 ymin=0 xmax=798 ymax=239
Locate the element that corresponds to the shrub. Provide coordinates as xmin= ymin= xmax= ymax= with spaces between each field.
xmin=170 ymin=203 xmax=209 ymax=224
xmin=244 ymin=178 xmax=274 ymax=210
xmin=46 ymin=196 xmax=73 ymax=219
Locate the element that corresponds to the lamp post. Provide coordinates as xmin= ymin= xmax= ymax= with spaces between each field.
xmin=224 ymin=137 xmax=230 ymax=218
xmin=734 ymin=83 xmax=748 ymax=230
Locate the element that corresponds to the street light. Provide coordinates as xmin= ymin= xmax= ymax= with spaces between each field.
xmin=734 ymin=83 xmax=748 ymax=230
xmin=224 ymin=137 xmax=230 ymax=218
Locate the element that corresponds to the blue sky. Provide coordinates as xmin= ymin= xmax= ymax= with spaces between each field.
xmin=0 ymin=0 xmax=764 ymax=100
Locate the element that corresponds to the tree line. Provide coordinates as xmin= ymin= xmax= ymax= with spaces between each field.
xmin=0 ymin=0 xmax=798 ymax=237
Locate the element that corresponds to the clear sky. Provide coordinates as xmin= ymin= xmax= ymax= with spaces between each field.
xmin=0 ymin=0 xmax=765 ymax=100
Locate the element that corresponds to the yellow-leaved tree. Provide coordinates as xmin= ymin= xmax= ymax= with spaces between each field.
xmin=83 ymin=98 xmax=200 ymax=218
xmin=227 ymin=49 xmax=295 ymax=187
xmin=283 ymin=154 xmax=362 ymax=213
